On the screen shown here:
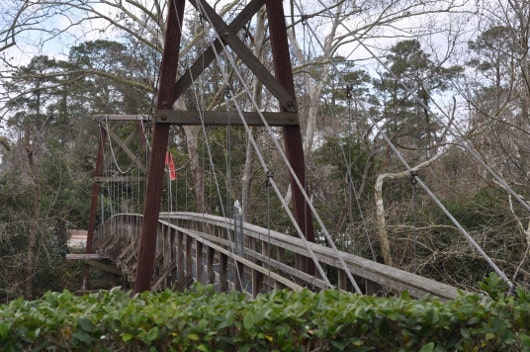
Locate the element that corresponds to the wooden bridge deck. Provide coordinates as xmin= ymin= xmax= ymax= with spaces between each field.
xmin=80 ymin=212 xmax=460 ymax=300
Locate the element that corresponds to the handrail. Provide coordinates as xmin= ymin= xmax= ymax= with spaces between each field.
xmin=161 ymin=212 xmax=460 ymax=300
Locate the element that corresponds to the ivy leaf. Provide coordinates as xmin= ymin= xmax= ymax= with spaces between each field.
xmin=400 ymin=291 xmax=412 ymax=301
xmin=188 ymin=333 xmax=200 ymax=341
xmin=0 ymin=322 xmax=9 ymax=339
xmin=419 ymin=342 xmax=435 ymax=352
xmin=243 ymin=312 xmax=254 ymax=330
xmin=77 ymin=318 xmax=93 ymax=333
xmin=520 ymin=334 xmax=530 ymax=347
xmin=143 ymin=326 xmax=159 ymax=344
xmin=72 ymin=331 xmax=93 ymax=344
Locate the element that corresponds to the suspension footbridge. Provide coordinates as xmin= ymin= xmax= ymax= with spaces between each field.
xmin=66 ymin=0 xmax=526 ymax=299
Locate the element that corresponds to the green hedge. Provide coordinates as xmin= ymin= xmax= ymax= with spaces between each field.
xmin=1 ymin=275 xmax=529 ymax=351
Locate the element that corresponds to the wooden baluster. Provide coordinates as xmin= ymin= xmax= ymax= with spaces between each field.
xmin=252 ymin=270 xmax=263 ymax=297
xmin=185 ymin=235 xmax=192 ymax=277
xmin=338 ymin=270 xmax=347 ymax=291
xmin=177 ymin=231 xmax=184 ymax=282
xmin=170 ymin=228 xmax=176 ymax=285
xmin=219 ymin=253 xmax=228 ymax=292
xmin=207 ymin=247 xmax=215 ymax=285
xmin=236 ymin=261 xmax=245 ymax=292
xmin=196 ymin=240 xmax=204 ymax=284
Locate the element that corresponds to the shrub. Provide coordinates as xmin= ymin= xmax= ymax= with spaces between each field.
xmin=1 ymin=276 xmax=529 ymax=351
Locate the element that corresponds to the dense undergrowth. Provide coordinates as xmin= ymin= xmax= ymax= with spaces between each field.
xmin=0 ymin=274 xmax=529 ymax=352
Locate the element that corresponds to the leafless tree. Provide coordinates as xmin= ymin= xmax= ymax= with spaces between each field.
xmin=0 ymin=1 xmax=29 ymax=52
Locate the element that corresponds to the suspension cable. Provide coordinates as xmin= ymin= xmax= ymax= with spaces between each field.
xmin=293 ymin=0 xmax=514 ymax=289
xmin=345 ymin=85 xmax=377 ymax=261
xmin=311 ymin=0 xmax=530 ymax=214
xmin=103 ymin=118 xmax=134 ymax=175
xmin=266 ymin=173 xmax=272 ymax=289
xmin=411 ymin=171 xmax=418 ymax=273
xmin=177 ymin=4 xmax=245 ymax=290
xmin=225 ymin=84 xmax=233 ymax=219
xmin=196 ymin=0 xmax=354 ymax=290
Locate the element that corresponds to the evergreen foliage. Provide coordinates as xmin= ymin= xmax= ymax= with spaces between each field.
xmin=0 ymin=277 xmax=529 ymax=351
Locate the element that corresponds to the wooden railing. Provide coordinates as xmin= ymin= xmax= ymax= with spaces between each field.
xmin=94 ymin=212 xmax=460 ymax=300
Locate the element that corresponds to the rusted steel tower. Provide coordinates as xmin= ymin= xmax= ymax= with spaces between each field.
xmin=134 ymin=0 xmax=315 ymax=292
xmin=83 ymin=115 xmax=149 ymax=290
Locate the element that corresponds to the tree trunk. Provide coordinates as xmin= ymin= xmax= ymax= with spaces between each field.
xmin=24 ymin=128 xmax=41 ymax=299
xmin=286 ymin=2 xmax=342 ymax=158
xmin=241 ymin=7 xmax=266 ymax=221
xmin=183 ymin=124 xmax=208 ymax=214
xmin=170 ymin=96 xmax=209 ymax=215
xmin=374 ymin=149 xmax=448 ymax=267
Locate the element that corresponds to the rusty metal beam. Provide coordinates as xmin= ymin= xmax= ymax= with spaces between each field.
xmin=94 ymin=176 xmax=145 ymax=182
xmin=192 ymin=0 xmax=297 ymax=112
xmin=93 ymin=115 xmax=150 ymax=122
xmin=174 ymin=0 xmax=265 ymax=100
xmin=134 ymin=0 xmax=316 ymax=292
xmin=265 ymin=0 xmax=316 ymax=276
xmin=154 ymin=110 xmax=299 ymax=125
xmin=83 ymin=125 xmax=107 ymax=290
xmin=102 ymin=126 xmax=147 ymax=172
xmin=134 ymin=0 xmax=186 ymax=293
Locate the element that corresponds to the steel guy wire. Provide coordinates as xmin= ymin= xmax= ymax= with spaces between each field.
xmin=174 ymin=0 xmax=245 ymax=290
xmin=311 ymin=0 xmax=530 ymax=214
xmin=195 ymin=0 xmax=366 ymax=292
xmin=295 ymin=0 xmax=515 ymax=289
xmin=194 ymin=0 xmax=333 ymax=288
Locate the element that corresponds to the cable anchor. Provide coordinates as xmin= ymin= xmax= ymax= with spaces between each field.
xmin=346 ymin=84 xmax=353 ymax=99
xmin=263 ymin=171 xmax=274 ymax=188
xmin=410 ymin=170 xmax=419 ymax=186
xmin=224 ymin=84 xmax=233 ymax=98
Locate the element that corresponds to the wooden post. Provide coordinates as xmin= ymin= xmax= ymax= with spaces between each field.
xmin=186 ymin=235 xmax=193 ymax=277
xmin=338 ymin=270 xmax=348 ymax=291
